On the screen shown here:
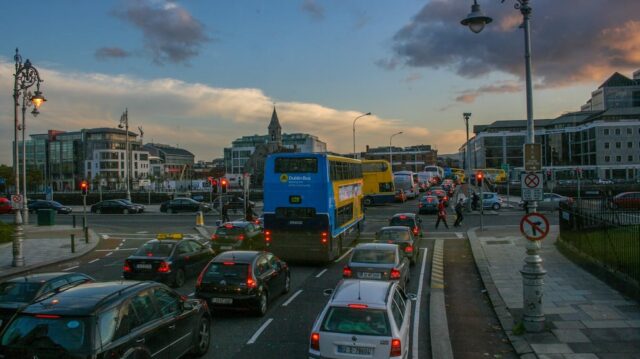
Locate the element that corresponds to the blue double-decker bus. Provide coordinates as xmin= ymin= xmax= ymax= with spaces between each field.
xmin=263 ymin=153 xmax=364 ymax=262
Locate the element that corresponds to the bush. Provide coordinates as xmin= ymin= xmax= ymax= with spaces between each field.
xmin=0 ymin=222 xmax=14 ymax=244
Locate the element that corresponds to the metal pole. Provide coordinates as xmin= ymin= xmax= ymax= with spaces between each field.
xmin=463 ymin=113 xmax=472 ymax=212
xmin=21 ymin=98 xmax=28 ymax=224
xmin=70 ymin=234 xmax=75 ymax=253
xmin=479 ymin=178 xmax=484 ymax=231
xmin=82 ymin=195 xmax=87 ymax=230
xmin=352 ymin=113 xmax=370 ymax=160
xmin=125 ymin=109 xmax=131 ymax=201
xmin=218 ymin=180 xmax=223 ymax=223
xmin=12 ymin=51 xmax=24 ymax=267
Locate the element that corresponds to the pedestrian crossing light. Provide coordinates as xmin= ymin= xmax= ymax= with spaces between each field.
xmin=80 ymin=180 xmax=89 ymax=196
xmin=475 ymin=171 xmax=484 ymax=186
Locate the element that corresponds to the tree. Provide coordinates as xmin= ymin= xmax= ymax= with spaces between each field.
xmin=0 ymin=165 xmax=14 ymax=193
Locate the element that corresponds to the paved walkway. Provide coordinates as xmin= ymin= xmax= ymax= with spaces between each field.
xmin=0 ymin=224 xmax=99 ymax=279
xmin=468 ymin=225 xmax=640 ymax=358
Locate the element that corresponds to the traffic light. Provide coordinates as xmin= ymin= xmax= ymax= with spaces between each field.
xmin=221 ymin=178 xmax=228 ymax=193
xmin=208 ymin=177 xmax=219 ymax=193
xmin=80 ymin=180 xmax=88 ymax=196
xmin=475 ymin=171 xmax=484 ymax=186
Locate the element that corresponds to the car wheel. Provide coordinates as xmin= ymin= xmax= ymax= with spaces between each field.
xmin=172 ymin=268 xmax=185 ymax=288
xmin=492 ymin=203 xmax=500 ymax=210
xmin=255 ymin=291 xmax=268 ymax=317
xmin=282 ymin=274 xmax=291 ymax=294
xmin=190 ymin=316 xmax=211 ymax=357
xmin=123 ymin=209 xmax=129 ymax=215
xmin=363 ymin=197 xmax=373 ymax=206
xmin=96 ymin=209 xmax=102 ymax=214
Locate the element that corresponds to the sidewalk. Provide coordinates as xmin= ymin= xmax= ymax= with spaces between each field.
xmin=0 ymin=224 xmax=99 ymax=280
xmin=468 ymin=225 xmax=640 ymax=358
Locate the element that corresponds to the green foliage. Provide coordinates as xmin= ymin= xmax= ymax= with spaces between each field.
xmin=0 ymin=221 xmax=14 ymax=244
xmin=0 ymin=164 xmax=14 ymax=189
xmin=512 ymin=321 xmax=525 ymax=335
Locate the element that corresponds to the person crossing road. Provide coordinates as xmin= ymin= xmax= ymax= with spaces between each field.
xmin=454 ymin=198 xmax=464 ymax=227
xmin=435 ymin=198 xmax=450 ymax=229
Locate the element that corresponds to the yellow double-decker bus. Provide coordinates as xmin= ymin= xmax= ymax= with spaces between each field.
xmin=450 ymin=168 xmax=466 ymax=183
xmin=362 ymin=159 xmax=395 ymax=206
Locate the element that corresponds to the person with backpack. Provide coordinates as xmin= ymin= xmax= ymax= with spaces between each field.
xmin=435 ymin=198 xmax=449 ymax=229
xmin=454 ymin=198 xmax=464 ymax=227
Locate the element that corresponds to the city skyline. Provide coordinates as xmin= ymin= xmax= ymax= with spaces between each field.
xmin=2 ymin=0 xmax=639 ymax=164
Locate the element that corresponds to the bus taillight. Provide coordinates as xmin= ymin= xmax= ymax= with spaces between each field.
xmin=264 ymin=230 xmax=271 ymax=242
xmin=321 ymin=232 xmax=328 ymax=244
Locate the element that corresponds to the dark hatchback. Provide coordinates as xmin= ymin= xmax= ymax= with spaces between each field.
xmin=123 ymin=234 xmax=215 ymax=288
xmin=113 ymin=199 xmax=145 ymax=213
xmin=90 ymin=200 xmax=138 ymax=214
xmin=374 ymin=226 xmax=419 ymax=264
xmin=195 ymin=250 xmax=290 ymax=316
xmin=418 ymin=195 xmax=440 ymax=214
xmin=28 ymin=200 xmax=73 ymax=214
xmin=0 ymin=281 xmax=211 ymax=359
xmin=210 ymin=221 xmax=265 ymax=253
xmin=389 ymin=213 xmax=423 ymax=237
xmin=160 ymin=198 xmax=212 ymax=214
xmin=0 ymin=272 xmax=93 ymax=330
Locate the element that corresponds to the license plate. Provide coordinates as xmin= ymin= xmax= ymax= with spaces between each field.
xmin=136 ymin=264 xmax=152 ymax=269
xmin=220 ymin=246 xmax=232 ymax=250
xmin=337 ymin=345 xmax=373 ymax=355
xmin=357 ymin=272 xmax=382 ymax=279
xmin=210 ymin=297 xmax=233 ymax=304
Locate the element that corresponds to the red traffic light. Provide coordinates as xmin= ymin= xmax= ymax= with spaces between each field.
xmin=221 ymin=178 xmax=228 ymax=186
xmin=476 ymin=171 xmax=483 ymax=180
xmin=80 ymin=181 xmax=88 ymax=189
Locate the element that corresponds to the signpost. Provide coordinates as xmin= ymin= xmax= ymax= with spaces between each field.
xmin=524 ymin=143 xmax=542 ymax=171
xmin=521 ymin=172 xmax=543 ymax=202
xmin=11 ymin=194 xmax=23 ymax=210
xmin=501 ymin=163 xmax=510 ymax=207
xmin=519 ymin=213 xmax=550 ymax=241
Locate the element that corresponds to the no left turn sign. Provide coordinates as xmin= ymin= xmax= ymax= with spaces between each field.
xmin=519 ymin=213 xmax=550 ymax=241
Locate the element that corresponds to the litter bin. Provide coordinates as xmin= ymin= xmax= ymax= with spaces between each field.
xmin=37 ymin=209 xmax=56 ymax=226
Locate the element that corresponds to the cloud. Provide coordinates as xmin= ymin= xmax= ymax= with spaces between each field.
xmin=455 ymin=81 xmax=522 ymax=103
xmin=113 ymin=0 xmax=210 ymax=65
xmin=387 ymin=0 xmax=640 ymax=88
xmin=0 ymin=59 xmax=441 ymax=164
xmin=95 ymin=47 xmax=131 ymax=60
xmin=301 ymin=0 xmax=325 ymax=21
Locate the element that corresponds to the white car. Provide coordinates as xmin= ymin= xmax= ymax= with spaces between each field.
xmin=309 ymin=279 xmax=411 ymax=359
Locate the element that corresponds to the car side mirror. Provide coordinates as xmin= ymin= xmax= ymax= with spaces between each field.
xmin=407 ymin=293 xmax=418 ymax=301
xmin=181 ymin=298 xmax=195 ymax=311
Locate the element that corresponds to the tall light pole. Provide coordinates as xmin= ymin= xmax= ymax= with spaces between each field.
xmin=119 ymin=109 xmax=132 ymax=201
xmin=12 ymin=48 xmax=46 ymax=267
xmin=352 ymin=112 xmax=371 ymax=159
xmin=462 ymin=0 xmax=546 ymax=333
xmin=389 ymin=131 xmax=403 ymax=171
xmin=463 ymin=112 xmax=472 ymax=211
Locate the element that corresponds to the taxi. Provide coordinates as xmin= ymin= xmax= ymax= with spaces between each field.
xmin=123 ymin=233 xmax=215 ymax=288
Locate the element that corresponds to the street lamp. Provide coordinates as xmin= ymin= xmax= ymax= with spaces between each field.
xmin=463 ymin=112 xmax=472 ymax=211
xmin=118 ymin=108 xmax=132 ymax=201
xmin=12 ymin=48 xmax=46 ymax=267
xmin=461 ymin=0 xmax=546 ymax=333
xmin=389 ymin=131 xmax=403 ymax=171
xmin=352 ymin=112 xmax=371 ymax=159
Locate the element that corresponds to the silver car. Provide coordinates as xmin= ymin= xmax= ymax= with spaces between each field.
xmin=343 ymin=243 xmax=410 ymax=290
xmin=309 ymin=279 xmax=412 ymax=359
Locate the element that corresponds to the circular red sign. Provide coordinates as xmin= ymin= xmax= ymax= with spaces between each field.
xmin=524 ymin=173 xmax=540 ymax=188
xmin=519 ymin=213 xmax=550 ymax=241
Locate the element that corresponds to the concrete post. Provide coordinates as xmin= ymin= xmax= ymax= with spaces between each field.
xmin=12 ymin=211 xmax=25 ymax=267
xmin=520 ymin=240 xmax=547 ymax=332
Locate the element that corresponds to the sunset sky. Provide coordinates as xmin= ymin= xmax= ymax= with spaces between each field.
xmin=1 ymin=0 xmax=639 ymax=164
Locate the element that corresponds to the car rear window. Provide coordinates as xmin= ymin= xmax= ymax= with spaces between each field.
xmin=321 ymin=307 xmax=391 ymax=336
xmin=351 ymin=249 xmax=395 ymax=264
xmin=215 ymin=227 xmax=244 ymax=236
xmin=1 ymin=315 xmax=90 ymax=352
xmin=203 ymin=263 xmax=248 ymax=284
xmin=0 ymin=282 xmax=42 ymax=303
xmin=134 ymin=242 xmax=175 ymax=257
xmin=389 ymin=217 xmax=414 ymax=227
xmin=376 ymin=230 xmax=410 ymax=242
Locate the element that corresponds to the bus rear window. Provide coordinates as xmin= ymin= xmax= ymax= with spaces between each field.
xmin=274 ymin=158 xmax=317 ymax=173
xmin=275 ymin=207 xmax=316 ymax=219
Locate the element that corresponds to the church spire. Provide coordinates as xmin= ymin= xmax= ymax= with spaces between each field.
xmin=268 ymin=106 xmax=282 ymax=144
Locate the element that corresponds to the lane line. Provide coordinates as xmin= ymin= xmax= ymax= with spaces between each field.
xmin=63 ymin=265 xmax=80 ymax=271
xmin=189 ymin=292 xmax=195 ymax=297
xmin=246 ymin=318 xmax=273 ymax=344
xmin=105 ymin=252 xmax=113 ymax=257
xmin=412 ymin=247 xmax=428 ymax=359
xmin=94 ymin=248 xmax=137 ymax=252
xmin=281 ymin=290 xmax=303 ymax=307
xmin=88 ymin=259 xmax=100 ymax=264
xmin=455 ymin=232 xmax=463 ymax=239
xmin=334 ymin=248 xmax=353 ymax=263
xmin=315 ymin=269 xmax=328 ymax=278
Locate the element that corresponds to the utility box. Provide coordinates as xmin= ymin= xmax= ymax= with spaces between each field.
xmin=37 ymin=209 xmax=56 ymax=226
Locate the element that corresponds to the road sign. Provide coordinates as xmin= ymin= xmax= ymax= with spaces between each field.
xmin=524 ymin=143 xmax=542 ymax=171
xmin=11 ymin=194 xmax=23 ymax=209
xmin=520 ymin=213 xmax=550 ymax=241
xmin=521 ymin=172 xmax=543 ymax=201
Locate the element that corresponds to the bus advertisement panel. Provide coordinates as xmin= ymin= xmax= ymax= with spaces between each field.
xmin=263 ymin=153 xmax=364 ymax=262
xmin=362 ymin=159 xmax=395 ymax=206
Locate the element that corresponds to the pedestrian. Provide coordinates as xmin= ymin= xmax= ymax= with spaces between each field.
xmin=222 ymin=203 xmax=230 ymax=222
xmin=245 ymin=202 xmax=255 ymax=222
xmin=454 ymin=199 xmax=464 ymax=227
xmin=435 ymin=199 xmax=449 ymax=229
xmin=523 ymin=200 xmax=529 ymax=214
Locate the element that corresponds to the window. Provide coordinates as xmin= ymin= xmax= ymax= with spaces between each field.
xmin=628 ymin=155 xmax=633 ymax=162
xmin=154 ymin=288 xmax=179 ymax=317
xmin=391 ymin=288 xmax=407 ymax=328
xmin=628 ymin=128 xmax=633 ymax=135
xmin=616 ymin=142 xmax=621 ymax=149
xmin=335 ymin=203 xmax=354 ymax=227
xmin=605 ymin=156 xmax=610 ymax=162
xmin=604 ymin=129 xmax=609 ymax=135
xmin=628 ymin=142 xmax=633 ymax=148
xmin=615 ymin=128 xmax=621 ymax=135
xmin=321 ymin=307 xmax=391 ymax=336
xmin=129 ymin=291 xmax=160 ymax=328
xmin=616 ymin=156 xmax=622 ymax=162
xmin=274 ymin=157 xmax=318 ymax=173
xmin=362 ymin=161 xmax=388 ymax=172
xmin=275 ymin=207 xmax=316 ymax=218
xmin=256 ymin=256 xmax=270 ymax=275
xmin=97 ymin=307 xmax=119 ymax=347
xmin=604 ymin=142 xmax=610 ymax=149
xmin=379 ymin=182 xmax=394 ymax=192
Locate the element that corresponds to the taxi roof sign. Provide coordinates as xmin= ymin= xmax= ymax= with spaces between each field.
xmin=156 ymin=233 xmax=183 ymax=240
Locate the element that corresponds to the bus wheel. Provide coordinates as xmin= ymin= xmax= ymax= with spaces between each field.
xmin=363 ymin=197 xmax=373 ymax=206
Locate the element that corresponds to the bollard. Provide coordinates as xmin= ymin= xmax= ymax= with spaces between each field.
xmin=84 ymin=227 xmax=89 ymax=244
xmin=71 ymin=234 xmax=76 ymax=253
xmin=72 ymin=215 xmax=76 ymax=228
xmin=196 ymin=211 xmax=204 ymax=226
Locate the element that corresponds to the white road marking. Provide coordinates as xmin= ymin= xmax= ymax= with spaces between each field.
xmin=189 ymin=292 xmax=195 ymax=297
xmin=412 ymin=247 xmax=429 ymax=359
xmin=100 ymin=234 xmax=110 ymax=240
xmin=334 ymin=248 xmax=353 ymax=263
xmin=88 ymin=259 xmax=100 ymax=264
xmin=136 ymin=231 xmax=149 ymax=234
xmin=105 ymin=252 xmax=113 ymax=257
xmin=94 ymin=248 xmax=137 ymax=252
xmin=246 ymin=318 xmax=273 ymax=344
xmin=63 ymin=265 xmax=80 ymax=271
xmin=455 ymin=232 xmax=463 ymax=239
xmin=281 ymin=290 xmax=303 ymax=307
xmin=315 ymin=269 xmax=328 ymax=278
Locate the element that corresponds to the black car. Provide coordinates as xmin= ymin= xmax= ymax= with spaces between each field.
xmin=123 ymin=234 xmax=215 ymax=287
xmin=28 ymin=200 xmax=73 ymax=214
xmin=210 ymin=221 xmax=265 ymax=253
xmin=90 ymin=199 xmax=138 ymax=214
xmin=0 ymin=281 xmax=211 ymax=359
xmin=418 ymin=195 xmax=440 ymax=214
xmin=389 ymin=212 xmax=423 ymax=237
xmin=161 ymin=197 xmax=212 ymax=214
xmin=0 ymin=272 xmax=93 ymax=330
xmin=195 ymin=250 xmax=290 ymax=316
xmin=374 ymin=226 xmax=419 ymax=264
xmin=113 ymin=199 xmax=145 ymax=213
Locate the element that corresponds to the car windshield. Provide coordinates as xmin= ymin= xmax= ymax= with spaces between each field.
xmin=321 ymin=307 xmax=391 ymax=336
xmin=0 ymin=315 xmax=90 ymax=353
xmin=351 ymin=249 xmax=395 ymax=264
xmin=0 ymin=282 xmax=42 ymax=303
xmin=134 ymin=241 xmax=175 ymax=257
xmin=118 ymin=199 xmax=133 ymax=205
xmin=376 ymin=230 xmax=411 ymax=243
xmin=203 ymin=263 xmax=248 ymax=284
xmin=390 ymin=217 xmax=414 ymax=227
xmin=216 ymin=226 xmax=244 ymax=236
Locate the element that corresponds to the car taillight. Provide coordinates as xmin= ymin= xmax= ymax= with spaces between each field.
xmin=390 ymin=268 xmax=401 ymax=280
xmin=35 ymin=314 xmax=61 ymax=319
xmin=405 ymin=245 xmax=413 ymax=253
xmin=413 ymin=227 xmax=419 ymax=235
xmin=343 ymin=265 xmax=352 ymax=278
xmin=157 ymin=261 xmax=171 ymax=273
xmin=321 ymin=232 xmax=328 ymax=244
xmin=264 ymin=230 xmax=271 ymax=242
xmin=238 ymin=234 xmax=245 ymax=240
xmin=123 ymin=260 xmax=132 ymax=273
xmin=310 ymin=332 xmax=320 ymax=351
xmin=211 ymin=234 xmax=218 ymax=240
xmin=246 ymin=264 xmax=257 ymax=288
xmin=196 ymin=267 xmax=206 ymax=289
xmin=390 ymin=338 xmax=401 ymax=356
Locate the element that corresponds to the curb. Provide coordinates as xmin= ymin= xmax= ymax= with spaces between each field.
xmin=430 ymin=239 xmax=454 ymax=359
xmin=467 ymin=226 xmax=537 ymax=359
xmin=0 ymin=228 xmax=100 ymax=281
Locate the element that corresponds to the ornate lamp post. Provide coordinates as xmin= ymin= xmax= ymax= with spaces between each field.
xmin=462 ymin=0 xmax=546 ymax=332
xmin=389 ymin=131 xmax=403 ymax=171
xmin=12 ymin=48 xmax=46 ymax=267
xmin=119 ymin=109 xmax=132 ymax=201
xmin=352 ymin=112 xmax=371 ymax=159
